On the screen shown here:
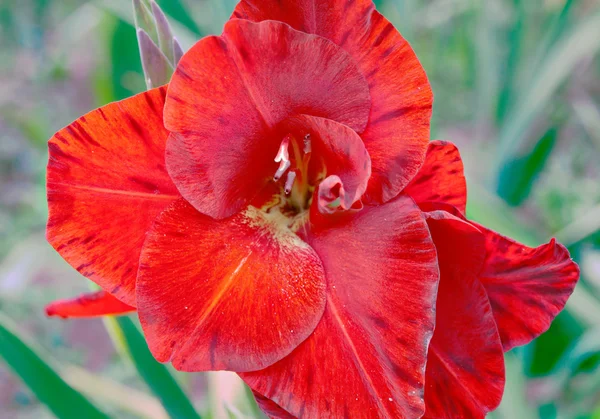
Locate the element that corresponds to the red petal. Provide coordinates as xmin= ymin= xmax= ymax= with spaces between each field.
xmin=232 ymin=0 xmax=433 ymax=203
xmin=47 ymin=87 xmax=180 ymax=306
xmin=164 ymin=19 xmax=371 ymax=219
xmin=45 ymin=291 xmax=135 ymax=318
xmin=251 ymin=391 xmax=296 ymax=419
xmin=241 ymin=195 xmax=439 ymax=418
xmin=405 ymin=140 xmax=467 ymax=213
xmin=293 ymin=115 xmax=371 ymax=209
xmin=136 ymin=199 xmax=327 ymax=372
xmin=424 ymin=212 xmax=505 ymax=418
xmin=475 ymin=224 xmax=580 ymax=351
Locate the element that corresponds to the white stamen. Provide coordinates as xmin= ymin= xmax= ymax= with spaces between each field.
xmin=284 ymin=171 xmax=297 ymax=194
xmin=274 ymin=136 xmax=291 ymax=180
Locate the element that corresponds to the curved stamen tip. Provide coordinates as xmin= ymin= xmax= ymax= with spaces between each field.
xmin=284 ymin=171 xmax=297 ymax=194
xmin=274 ymin=136 xmax=291 ymax=180
xmin=274 ymin=160 xmax=291 ymax=181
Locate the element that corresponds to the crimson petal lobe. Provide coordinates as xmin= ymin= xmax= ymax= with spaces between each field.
xmin=475 ymin=224 xmax=579 ymax=351
xmin=137 ymin=199 xmax=327 ymax=372
xmin=405 ymin=140 xmax=467 ymax=213
xmin=242 ymin=195 xmax=439 ymax=418
xmin=424 ymin=211 xmax=505 ymax=418
xmin=164 ymin=19 xmax=370 ymax=219
xmin=47 ymin=86 xmax=179 ymax=306
xmin=45 ymin=291 xmax=136 ymax=318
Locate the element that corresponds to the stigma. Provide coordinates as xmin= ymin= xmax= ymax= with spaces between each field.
xmin=273 ymin=135 xmax=298 ymax=195
xmin=274 ymin=135 xmax=291 ymax=181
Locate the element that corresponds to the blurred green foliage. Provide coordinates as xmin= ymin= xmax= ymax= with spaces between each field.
xmin=0 ymin=314 xmax=109 ymax=419
xmin=0 ymin=0 xmax=599 ymax=418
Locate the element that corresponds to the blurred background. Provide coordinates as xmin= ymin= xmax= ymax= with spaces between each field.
xmin=0 ymin=0 xmax=599 ymax=417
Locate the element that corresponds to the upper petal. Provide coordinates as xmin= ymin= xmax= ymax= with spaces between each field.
xmin=45 ymin=291 xmax=135 ymax=318
xmin=424 ymin=211 xmax=505 ymax=418
xmin=136 ymin=199 xmax=327 ymax=372
xmin=232 ymin=0 xmax=433 ymax=203
xmin=241 ymin=195 xmax=439 ymax=418
xmin=291 ymin=115 xmax=371 ymax=209
xmin=405 ymin=140 xmax=467 ymax=213
xmin=475 ymin=224 xmax=580 ymax=351
xmin=46 ymin=86 xmax=180 ymax=306
xmin=164 ymin=19 xmax=371 ymax=219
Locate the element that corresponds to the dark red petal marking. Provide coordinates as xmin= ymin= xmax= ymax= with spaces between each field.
xmin=424 ymin=211 xmax=505 ymax=418
xmin=47 ymin=86 xmax=179 ymax=306
xmin=474 ymin=224 xmax=580 ymax=351
xmin=405 ymin=140 xmax=467 ymax=213
xmin=251 ymin=390 xmax=296 ymax=419
xmin=164 ymin=19 xmax=370 ymax=219
xmin=241 ymin=195 xmax=439 ymax=418
xmin=232 ymin=0 xmax=433 ymax=203
xmin=136 ymin=199 xmax=327 ymax=372
xmin=45 ymin=291 xmax=135 ymax=318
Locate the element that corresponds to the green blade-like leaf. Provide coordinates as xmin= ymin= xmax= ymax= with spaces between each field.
xmin=495 ymin=0 xmax=526 ymax=124
xmin=110 ymin=17 xmax=145 ymax=100
xmin=491 ymin=352 xmax=538 ymax=419
xmin=495 ymin=11 xmax=600 ymax=173
xmin=0 ymin=313 xmax=109 ymax=419
xmin=115 ymin=316 xmax=202 ymax=419
xmin=155 ymin=0 xmax=201 ymax=36
xmin=497 ymin=126 xmax=558 ymax=206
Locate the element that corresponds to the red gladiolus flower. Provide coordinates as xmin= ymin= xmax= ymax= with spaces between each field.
xmin=45 ymin=0 xmax=579 ymax=418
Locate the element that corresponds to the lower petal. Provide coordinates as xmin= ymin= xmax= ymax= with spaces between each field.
xmin=475 ymin=224 xmax=580 ymax=351
xmin=45 ymin=291 xmax=135 ymax=318
xmin=242 ymin=195 xmax=439 ymax=418
xmin=424 ymin=212 xmax=505 ymax=418
xmin=136 ymin=199 xmax=327 ymax=372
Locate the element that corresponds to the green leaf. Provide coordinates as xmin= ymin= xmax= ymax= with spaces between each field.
xmin=155 ymin=0 xmax=201 ymax=36
xmin=466 ymin=182 xmax=539 ymax=246
xmin=495 ymin=0 xmax=527 ymax=124
xmin=495 ymin=11 xmax=600 ymax=173
xmin=492 ymin=352 xmax=538 ymax=419
xmin=527 ymin=310 xmax=584 ymax=377
xmin=0 ymin=313 xmax=109 ymax=419
xmin=115 ymin=316 xmax=202 ymax=419
xmin=497 ymin=126 xmax=557 ymax=206
xmin=110 ymin=17 xmax=145 ymax=100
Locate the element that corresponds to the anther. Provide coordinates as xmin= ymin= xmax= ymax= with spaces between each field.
xmin=284 ymin=171 xmax=297 ymax=194
xmin=303 ymin=133 xmax=312 ymax=154
xmin=274 ymin=136 xmax=291 ymax=181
